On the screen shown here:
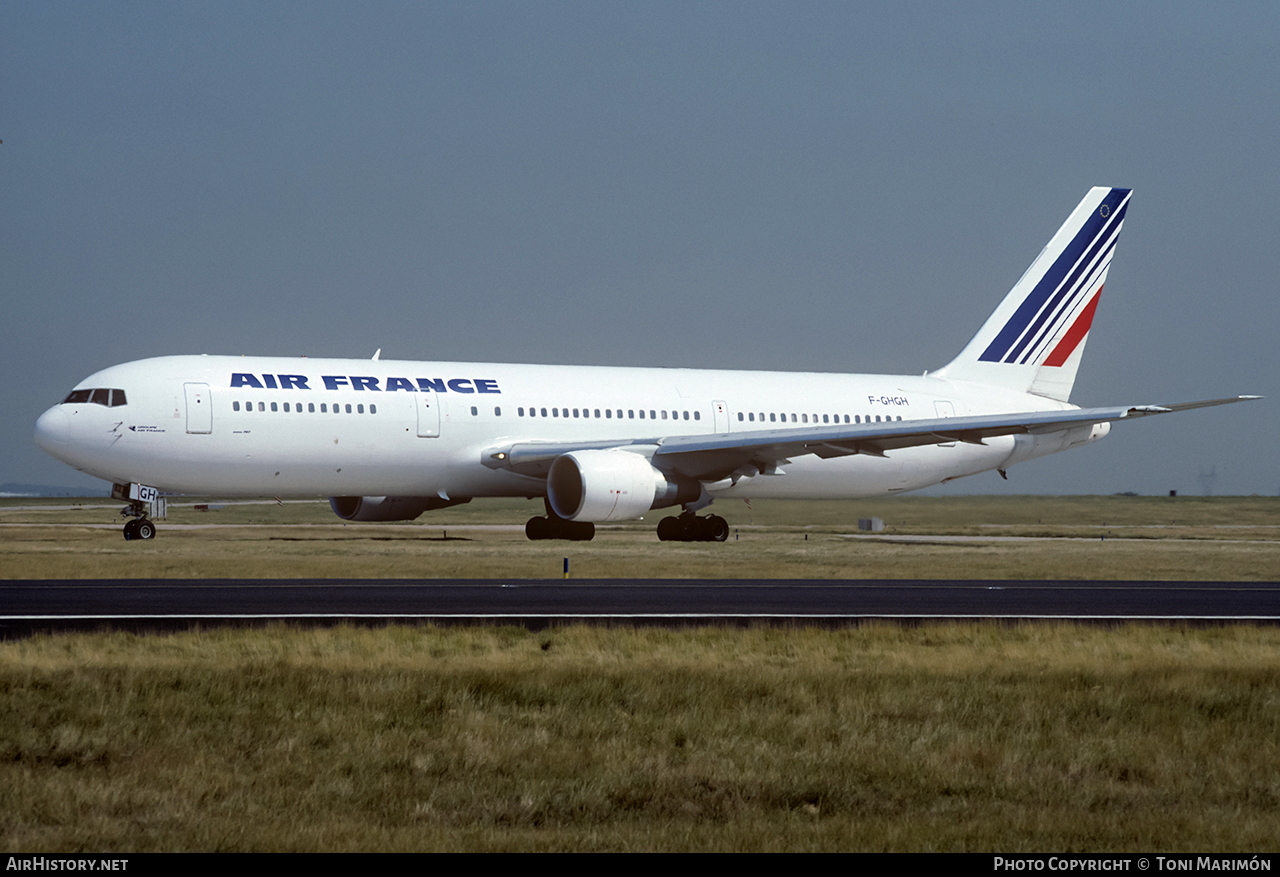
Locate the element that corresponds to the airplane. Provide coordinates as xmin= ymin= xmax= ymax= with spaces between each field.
xmin=33 ymin=186 xmax=1258 ymax=542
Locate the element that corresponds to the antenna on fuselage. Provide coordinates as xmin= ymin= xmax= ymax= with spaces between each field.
xmin=372 ymin=348 xmax=381 ymax=361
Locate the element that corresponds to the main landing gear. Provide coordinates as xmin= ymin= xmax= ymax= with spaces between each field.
xmin=656 ymin=512 xmax=729 ymax=543
xmin=525 ymin=500 xmax=595 ymax=541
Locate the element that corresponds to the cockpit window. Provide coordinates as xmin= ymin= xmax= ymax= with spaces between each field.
xmin=62 ymin=388 xmax=128 ymax=407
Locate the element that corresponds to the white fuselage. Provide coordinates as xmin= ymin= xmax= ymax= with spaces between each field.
xmin=34 ymin=354 xmax=1096 ymax=504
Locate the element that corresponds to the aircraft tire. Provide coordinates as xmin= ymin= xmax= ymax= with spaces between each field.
xmin=565 ymin=520 xmax=595 ymax=541
xmin=677 ymin=515 xmax=701 ymax=542
xmin=136 ymin=519 xmax=156 ymax=540
xmin=525 ymin=516 xmax=548 ymax=540
xmin=656 ymin=516 xmax=678 ymax=541
xmin=123 ymin=519 xmax=138 ymax=541
xmin=705 ymin=515 xmax=729 ymax=543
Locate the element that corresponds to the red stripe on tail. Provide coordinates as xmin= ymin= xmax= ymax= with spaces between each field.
xmin=1043 ymin=290 xmax=1102 ymax=367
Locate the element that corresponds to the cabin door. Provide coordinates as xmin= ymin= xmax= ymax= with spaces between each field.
xmin=415 ymin=390 xmax=440 ymax=438
xmin=184 ymin=383 xmax=212 ymax=434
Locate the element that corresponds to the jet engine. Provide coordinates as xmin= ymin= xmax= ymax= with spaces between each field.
xmin=547 ymin=450 xmax=699 ymax=522
xmin=329 ymin=495 xmax=470 ymax=522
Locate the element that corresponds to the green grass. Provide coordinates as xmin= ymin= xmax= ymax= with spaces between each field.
xmin=3 ymin=623 xmax=1279 ymax=851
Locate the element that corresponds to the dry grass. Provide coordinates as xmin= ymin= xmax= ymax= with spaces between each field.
xmin=1 ymin=495 xmax=1277 ymax=580
xmin=2 ymin=623 xmax=1279 ymax=851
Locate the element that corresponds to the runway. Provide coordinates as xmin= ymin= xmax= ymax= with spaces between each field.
xmin=3 ymin=578 xmax=1280 ymax=636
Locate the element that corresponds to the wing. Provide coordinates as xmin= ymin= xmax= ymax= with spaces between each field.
xmin=482 ymin=396 xmax=1260 ymax=482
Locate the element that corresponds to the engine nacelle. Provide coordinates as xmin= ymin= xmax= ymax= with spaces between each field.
xmin=329 ymin=495 xmax=470 ymax=522
xmin=1004 ymin=423 xmax=1108 ymax=469
xmin=547 ymin=450 xmax=699 ymax=522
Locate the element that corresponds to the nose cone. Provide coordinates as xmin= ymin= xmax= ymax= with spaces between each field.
xmin=34 ymin=406 xmax=71 ymax=458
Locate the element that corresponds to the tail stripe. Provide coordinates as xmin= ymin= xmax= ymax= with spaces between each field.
xmin=979 ymin=188 xmax=1130 ymax=364
xmin=1011 ymin=207 xmax=1124 ymax=364
xmin=1014 ymin=228 xmax=1118 ymax=365
xmin=1042 ymin=289 xmax=1102 ymax=367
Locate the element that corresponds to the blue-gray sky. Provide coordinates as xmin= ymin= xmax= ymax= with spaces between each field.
xmin=3 ymin=2 xmax=1276 ymax=496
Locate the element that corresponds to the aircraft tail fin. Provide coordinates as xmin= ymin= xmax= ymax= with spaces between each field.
xmin=934 ymin=186 xmax=1132 ymax=402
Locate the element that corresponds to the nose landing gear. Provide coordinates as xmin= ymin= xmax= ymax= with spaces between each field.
xmin=123 ymin=517 xmax=156 ymax=541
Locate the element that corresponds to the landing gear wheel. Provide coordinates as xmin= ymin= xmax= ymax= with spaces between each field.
xmin=564 ymin=520 xmax=595 ymax=541
xmin=678 ymin=514 xmax=704 ymax=542
xmin=656 ymin=516 xmax=679 ymax=541
xmin=525 ymin=516 xmax=593 ymax=541
xmin=704 ymin=515 xmax=729 ymax=543
xmin=123 ymin=519 xmax=139 ymax=540
xmin=656 ymin=513 xmax=729 ymax=542
xmin=135 ymin=519 xmax=156 ymax=540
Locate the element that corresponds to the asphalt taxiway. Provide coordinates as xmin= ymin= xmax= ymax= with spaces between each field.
xmin=3 ymin=578 xmax=1279 ymax=636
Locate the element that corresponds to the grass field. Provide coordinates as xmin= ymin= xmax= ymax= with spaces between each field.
xmin=2 ymin=494 xmax=1277 ymax=580
xmin=2 ymin=495 xmax=1276 ymax=851
xmin=3 ymin=623 xmax=1279 ymax=852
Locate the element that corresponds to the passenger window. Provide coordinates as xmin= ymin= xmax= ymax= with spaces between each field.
xmin=683 ymin=411 xmax=689 ymax=420
xmin=345 ymin=404 xmax=352 ymax=414
xmin=573 ymin=409 xmax=580 ymax=418
xmin=639 ymin=410 xmax=645 ymax=419
xmin=737 ymin=412 xmax=744 ymax=421
xmin=370 ymin=404 xmax=376 ymax=414
xmin=553 ymin=409 xmax=559 ymax=417
xmin=233 ymin=401 xmax=240 ymax=411
xmin=769 ymin=413 xmax=776 ymax=422
xmin=320 ymin=403 xmax=327 ymax=413
xmin=471 ymin=406 xmax=478 ymax=416
xmin=283 ymin=403 xmax=290 ymax=412
xmin=823 ymin=415 xmax=828 ymax=423
xmin=649 ymin=410 xmax=656 ymax=420
xmin=519 ymin=407 xmax=525 ymax=416
xmin=694 ymin=411 xmax=700 ymax=420
xmin=258 ymin=402 xmax=265 ymax=412
xmin=661 ymin=411 xmax=668 ymax=420
xmin=309 ymin=403 xmax=316 ymax=413
xmin=594 ymin=409 xmax=601 ymax=418
xmin=541 ymin=408 xmax=548 ymax=417
xmin=494 ymin=407 xmax=501 ymax=416
xmin=357 ymin=404 xmax=364 ymax=414
xmin=271 ymin=402 xmax=278 ymax=412
xmin=749 ymin=413 xmax=755 ymax=422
